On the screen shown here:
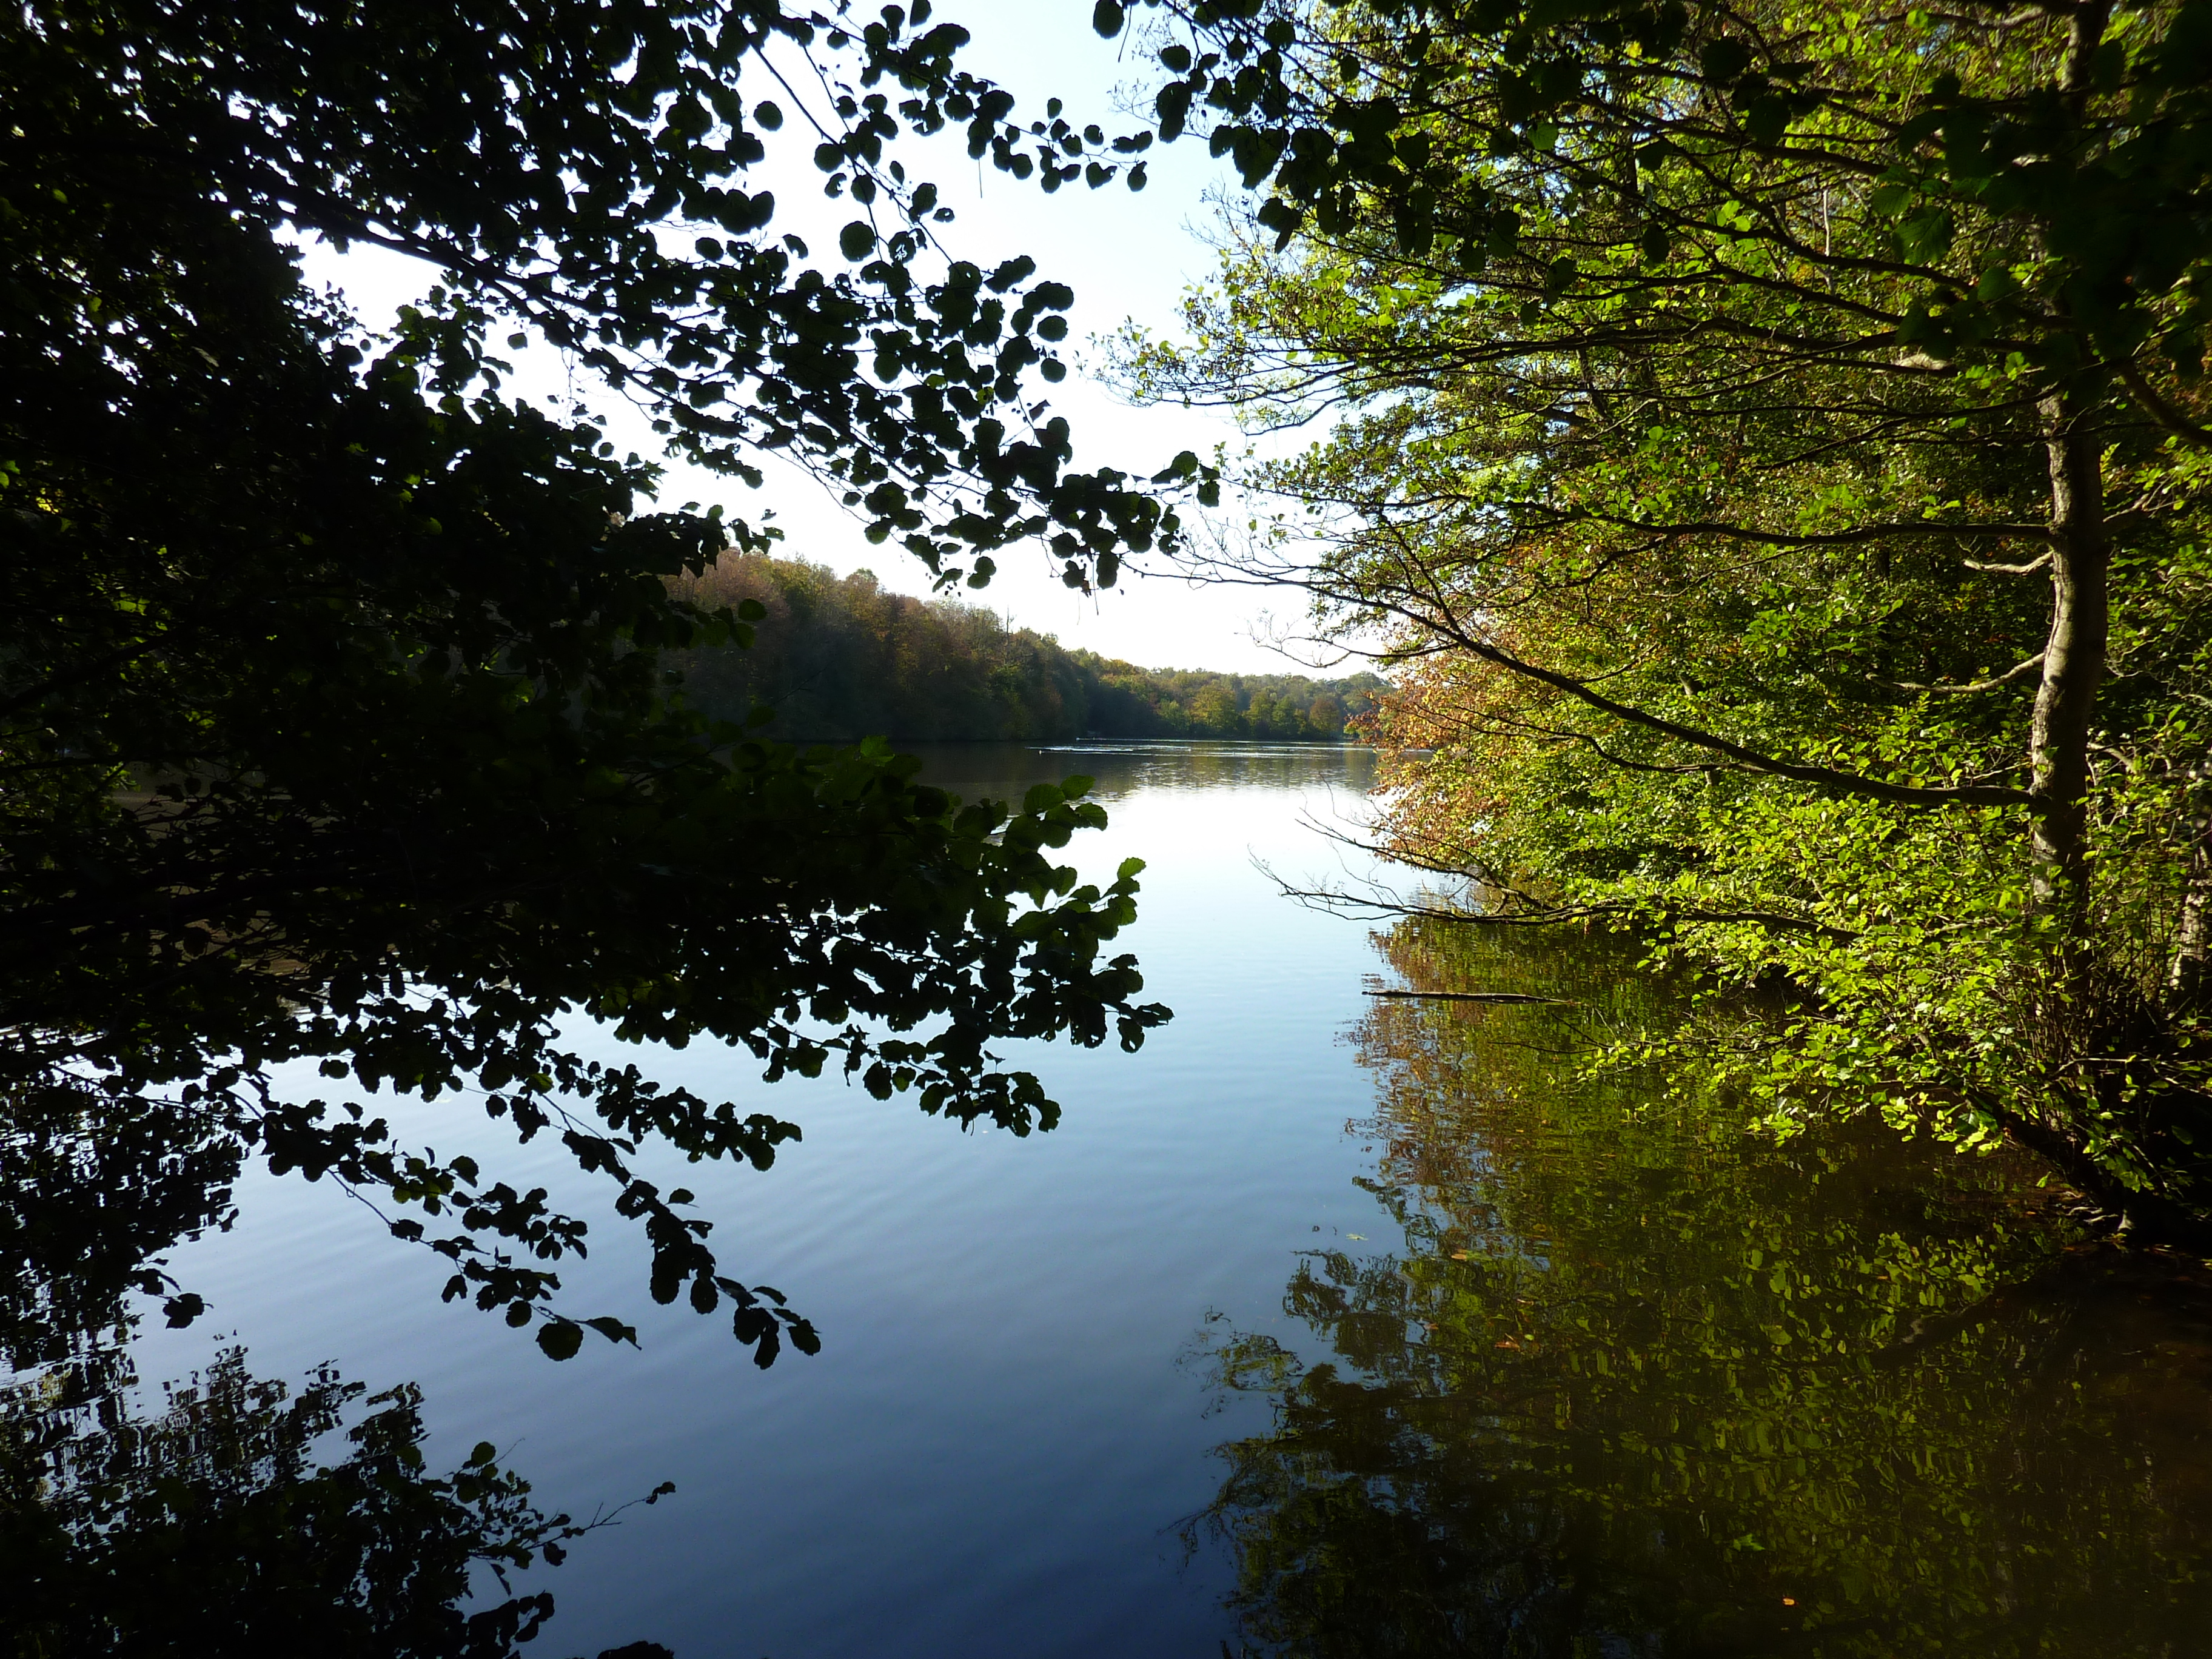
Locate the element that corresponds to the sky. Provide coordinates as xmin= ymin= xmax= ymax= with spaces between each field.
xmin=299 ymin=1 xmax=1348 ymax=676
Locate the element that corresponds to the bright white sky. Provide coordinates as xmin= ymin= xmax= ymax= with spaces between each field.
xmin=300 ymin=1 xmax=1341 ymax=675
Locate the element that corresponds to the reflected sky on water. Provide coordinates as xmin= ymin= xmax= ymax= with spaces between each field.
xmin=49 ymin=742 xmax=2212 ymax=1657
xmin=111 ymin=742 xmax=1401 ymax=1657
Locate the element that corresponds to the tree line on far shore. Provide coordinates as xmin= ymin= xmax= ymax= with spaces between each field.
xmin=669 ymin=553 xmax=1384 ymax=743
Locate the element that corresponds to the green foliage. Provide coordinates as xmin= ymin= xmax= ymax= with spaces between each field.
xmin=671 ymin=553 xmax=1386 ymax=740
xmin=1113 ymin=0 xmax=2212 ymax=1238
xmin=1115 ymin=0 xmax=2212 ymax=375
xmin=10 ymin=0 xmax=1199 ymax=589
xmin=0 ymin=0 xmax=1198 ymax=1359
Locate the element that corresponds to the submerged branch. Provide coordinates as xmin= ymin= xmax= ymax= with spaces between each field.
xmin=1364 ymin=988 xmax=1578 ymax=1004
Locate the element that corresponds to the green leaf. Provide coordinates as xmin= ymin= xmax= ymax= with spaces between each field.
xmin=1157 ymin=80 xmax=1195 ymax=142
xmin=1701 ymin=37 xmax=1754 ymax=84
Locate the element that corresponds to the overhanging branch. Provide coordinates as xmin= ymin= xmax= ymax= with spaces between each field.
xmin=1422 ymin=623 xmax=2034 ymax=810
xmin=2117 ymin=360 xmax=2212 ymax=453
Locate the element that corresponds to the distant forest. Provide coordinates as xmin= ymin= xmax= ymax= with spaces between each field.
xmin=669 ymin=554 xmax=1386 ymax=742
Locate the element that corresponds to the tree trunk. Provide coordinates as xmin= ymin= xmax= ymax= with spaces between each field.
xmin=2171 ymin=766 xmax=2212 ymax=1004
xmin=2029 ymin=389 xmax=2110 ymax=923
xmin=1994 ymin=1090 xmax=2212 ymax=1249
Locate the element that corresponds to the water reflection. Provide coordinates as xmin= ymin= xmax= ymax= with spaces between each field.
xmin=27 ymin=742 xmax=2210 ymax=1653
xmin=907 ymin=738 xmax=1379 ymax=803
xmin=0 ymin=1093 xmax=664 ymax=1655
xmin=0 ymin=1081 xmax=244 ymax=1373
xmin=1190 ymin=922 xmax=2212 ymax=1656
xmin=1 ymin=740 xmax=1381 ymax=1658
xmin=0 ymin=1338 xmax=668 ymax=1657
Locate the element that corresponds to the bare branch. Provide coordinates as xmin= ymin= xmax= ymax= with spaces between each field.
xmin=1964 ymin=551 xmax=2053 ymax=575
xmin=1885 ymin=653 xmax=2045 ymax=694
xmin=1552 ymin=508 xmax=2052 ymax=550
xmin=1275 ymin=872 xmax=1865 ymax=943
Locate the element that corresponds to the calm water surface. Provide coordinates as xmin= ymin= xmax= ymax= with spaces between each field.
xmin=118 ymin=743 xmax=2212 ymax=1656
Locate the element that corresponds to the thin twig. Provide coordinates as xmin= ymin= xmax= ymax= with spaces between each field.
xmin=1364 ymin=988 xmax=1579 ymax=1004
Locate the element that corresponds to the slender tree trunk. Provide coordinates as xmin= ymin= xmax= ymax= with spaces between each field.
xmin=2029 ymin=389 xmax=2110 ymax=923
xmin=2029 ymin=3 xmax=2114 ymax=922
xmin=2171 ymin=766 xmax=2212 ymax=1003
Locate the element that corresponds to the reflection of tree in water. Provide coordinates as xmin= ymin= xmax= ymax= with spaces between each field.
xmin=0 ymin=1347 xmax=665 ymax=1657
xmin=1190 ymin=922 xmax=2212 ymax=1657
xmin=0 ymin=1081 xmax=244 ymax=1373
xmin=920 ymin=739 xmax=1379 ymax=806
xmin=0 ymin=1096 xmax=668 ymax=1657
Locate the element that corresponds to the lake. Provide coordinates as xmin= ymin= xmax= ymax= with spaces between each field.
xmin=82 ymin=743 xmax=2212 ymax=1654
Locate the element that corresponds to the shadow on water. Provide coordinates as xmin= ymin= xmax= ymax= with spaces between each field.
xmin=1187 ymin=920 xmax=2212 ymax=1658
